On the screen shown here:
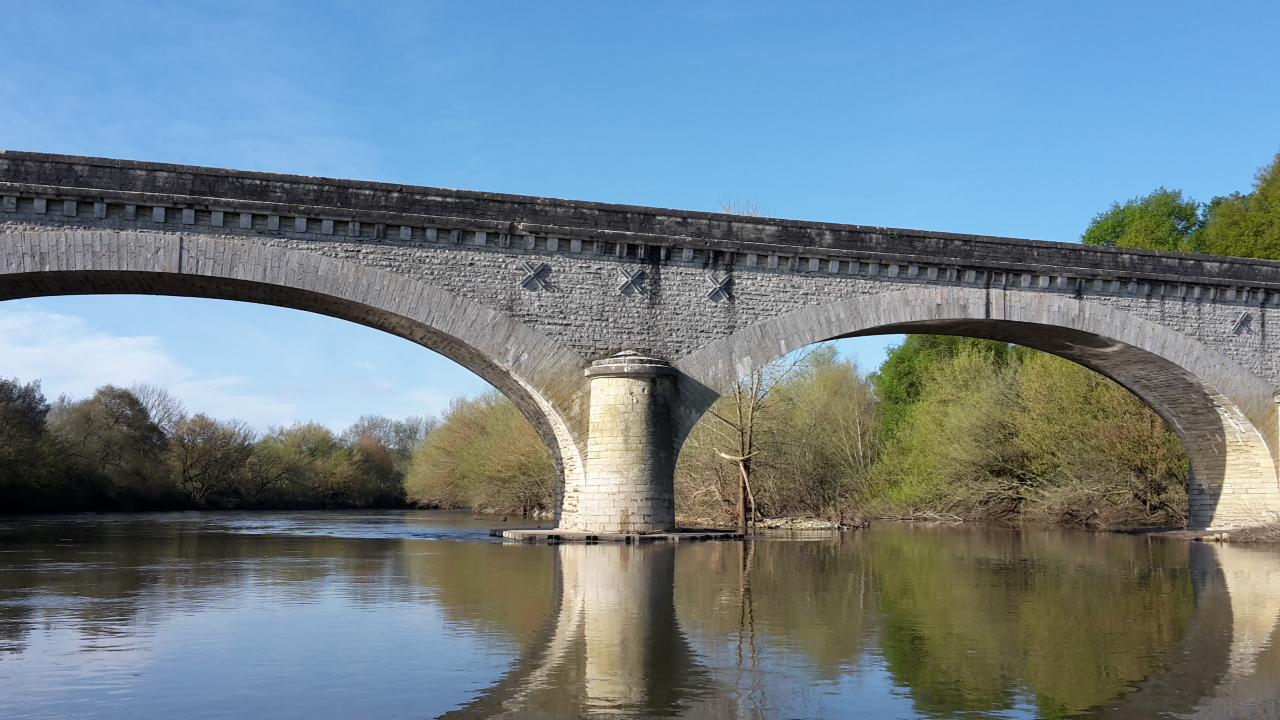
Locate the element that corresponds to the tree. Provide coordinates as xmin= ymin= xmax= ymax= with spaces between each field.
xmin=264 ymin=422 xmax=359 ymax=506
xmin=769 ymin=355 xmax=880 ymax=518
xmin=871 ymin=335 xmax=1018 ymax=437
xmin=1201 ymin=151 xmax=1280 ymax=259
xmin=404 ymin=393 xmax=554 ymax=515
xmin=48 ymin=386 xmax=169 ymax=498
xmin=168 ymin=414 xmax=255 ymax=504
xmin=1081 ymin=187 xmax=1203 ymax=253
xmin=705 ymin=347 xmax=822 ymax=530
xmin=350 ymin=433 xmax=400 ymax=503
xmin=0 ymin=378 xmax=52 ymax=507
xmin=341 ymin=414 xmax=436 ymax=473
xmin=130 ymin=383 xmax=188 ymax=437
xmin=675 ymin=345 xmax=882 ymax=526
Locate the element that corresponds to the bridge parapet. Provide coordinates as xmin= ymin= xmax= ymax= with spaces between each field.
xmin=4 ymin=150 xmax=1280 ymax=307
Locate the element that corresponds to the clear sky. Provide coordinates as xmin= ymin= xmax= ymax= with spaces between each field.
xmin=2 ymin=1 xmax=1278 ymax=431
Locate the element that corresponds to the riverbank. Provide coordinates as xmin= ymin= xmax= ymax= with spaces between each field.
xmin=686 ymin=511 xmax=1280 ymax=546
xmin=1132 ymin=523 xmax=1280 ymax=545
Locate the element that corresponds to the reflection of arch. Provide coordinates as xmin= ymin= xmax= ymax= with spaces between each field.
xmin=677 ymin=287 xmax=1280 ymax=529
xmin=0 ymin=230 xmax=590 ymax=515
xmin=1078 ymin=542 xmax=1280 ymax=718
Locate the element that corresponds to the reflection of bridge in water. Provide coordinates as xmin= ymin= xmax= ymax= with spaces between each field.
xmin=440 ymin=544 xmax=736 ymax=719
xmin=1082 ymin=542 xmax=1280 ymax=719
xmin=438 ymin=536 xmax=1280 ymax=719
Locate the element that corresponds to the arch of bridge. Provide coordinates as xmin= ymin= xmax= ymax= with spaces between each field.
xmin=0 ymin=229 xmax=592 ymax=516
xmin=676 ymin=286 xmax=1280 ymax=529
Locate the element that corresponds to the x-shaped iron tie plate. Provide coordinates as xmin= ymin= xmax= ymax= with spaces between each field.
xmin=704 ymin=273 xmax=731 ymax=301
xmin=521 ymin=261 xmax=551 ymax=291
xmin=617 ymin=268 xmax=645 ymax=295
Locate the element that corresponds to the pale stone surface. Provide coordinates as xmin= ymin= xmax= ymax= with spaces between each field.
xmin=4 ymin=150 xmax=1280 ymax=530
xmin=569 ymin=355 xmax=677 ymax=532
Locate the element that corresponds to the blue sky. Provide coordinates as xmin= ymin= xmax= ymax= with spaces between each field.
xmin=1 ymin=1 xmax=1278 ymax=430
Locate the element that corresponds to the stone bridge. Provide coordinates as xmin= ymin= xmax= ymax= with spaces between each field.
xmin=3 ymin=151 xmax=1280 ymax=530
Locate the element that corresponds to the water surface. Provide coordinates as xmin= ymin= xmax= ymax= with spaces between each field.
xmin=1 ymin=511 xmax=1277 ymax=718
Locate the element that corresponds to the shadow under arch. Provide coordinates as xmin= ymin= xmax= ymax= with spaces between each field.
xmin=675 ymin=286 xmax=1280 ymax=529
xmin=0 ymin=230 xmax=591 ymax=513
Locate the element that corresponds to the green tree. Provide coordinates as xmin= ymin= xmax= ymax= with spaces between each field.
xmin=262 ymin=422 xmax=364 ymax=506
xmin=1081 ymin=187 xmax=1203 ymax=252
xmin=48 ymin=386 xmax=170 ymax=502
xmin=0 ymin=378 xmax=55 ymax=509
xmin=870 ymin=335 xmax=1018 ymax=437
xmin=404 ymin=392 xmax=554 ymax=516
xmin=1202 ymin=151 xmax=1280 ymax=259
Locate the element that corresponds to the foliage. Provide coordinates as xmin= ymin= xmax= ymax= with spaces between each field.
xmin=867 ymin=345 xmax=1187 ymax=527
xmin=169 ymin=414 xmax=255 ymax=504
xmin=49 ymin=385 xmax=170 ymax=504
xmin=1201 ymin=151 xmax=1280 ymax=259
xmin=677 ymin=347 xmax=881 ymax=525
xmin=870 ymin=336 xmax=1021 ymax=437
xmin=0 ymin=382 xmax=429 ymax=513
xmin=0 ymin=378 xmax=58 ymax=509
xmin=1081 ymin=187 xmax=1204 ymax=252
xmin=404 ymin=392 xmax=555 ymax=516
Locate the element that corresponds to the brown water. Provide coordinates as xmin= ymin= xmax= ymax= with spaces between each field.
xmin=0 ymin=511 xmax=1277 ymax=719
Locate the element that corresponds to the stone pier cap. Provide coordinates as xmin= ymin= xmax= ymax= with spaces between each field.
xmin=585 ymin=352 xmax=677 ymax=379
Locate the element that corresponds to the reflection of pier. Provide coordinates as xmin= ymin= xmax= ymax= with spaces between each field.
xmin=1084 ymin=543 xmax=1280 ymax=719
xmin=440 ymin=544 xmax=734 ymax=719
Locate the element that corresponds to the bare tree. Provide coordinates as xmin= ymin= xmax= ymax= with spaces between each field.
xmin=703 ymin=348 xmax=819 ymax=531
xmin=130 ymin=383 xmax=188 ymax=437
xmin=719 ymin=199 xmax=765 ymax=217
xmin=169 ymin=414 xmax=255 ymax=504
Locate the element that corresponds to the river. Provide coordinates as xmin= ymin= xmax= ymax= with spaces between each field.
xmin=0 ymin=511 xmax=1277 ymax=719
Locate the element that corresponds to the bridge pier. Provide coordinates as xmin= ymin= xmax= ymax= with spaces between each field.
xmin=558 ymin=353 xmax=678 ymax=533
